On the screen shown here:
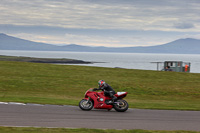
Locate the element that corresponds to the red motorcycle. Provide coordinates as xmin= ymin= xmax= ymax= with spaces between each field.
xmin=79 ymin=88 xmax=129 ymax=112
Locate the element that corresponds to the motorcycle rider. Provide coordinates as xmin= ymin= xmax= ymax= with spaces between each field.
xmin=94 ymin=80 xmax=117 ymax=103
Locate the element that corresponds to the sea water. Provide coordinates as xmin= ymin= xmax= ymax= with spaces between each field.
xmin=1 ymin=50 xmax=200 ymax=73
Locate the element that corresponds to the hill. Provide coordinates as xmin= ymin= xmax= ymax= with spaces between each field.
xmin=1 ymin=33 xmax=200 ymax=54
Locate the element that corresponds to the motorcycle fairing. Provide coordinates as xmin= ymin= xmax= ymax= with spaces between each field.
xmin=115 ymin=92 xmax=127 ymax=98
xmin=117 ymin=92 xmax=126 ymax=95
xmin=86 ymin=92 xmax=113 ymax=109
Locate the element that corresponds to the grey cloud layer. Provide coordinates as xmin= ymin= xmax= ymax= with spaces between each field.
xmin=1 ymin=0 xmax=200 ymax=46
xmin=1 ymin=0 xmax=200 ymax=31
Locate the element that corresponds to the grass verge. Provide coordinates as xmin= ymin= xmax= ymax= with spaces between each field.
xmin=0 ymin=60 xmax=200 ymax=110
xmin=0 ymin=127 xmax=199 ymax=133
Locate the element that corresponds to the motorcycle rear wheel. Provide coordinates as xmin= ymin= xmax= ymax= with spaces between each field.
xmin=113 ymin=99 xmax=129 ymax=112
xmin=79 ymin=99 xmax=93 ymax=111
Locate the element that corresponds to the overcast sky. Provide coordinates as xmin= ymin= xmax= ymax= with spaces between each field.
xmin=1 ymin=0 xmax=200 ymax=47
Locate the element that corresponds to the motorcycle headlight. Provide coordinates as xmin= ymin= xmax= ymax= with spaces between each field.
xmin=100 ymin=98 xmax=104 ymax=101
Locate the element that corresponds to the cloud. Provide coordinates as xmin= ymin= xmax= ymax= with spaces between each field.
xmin=1 ymin=0 xmax=200 ymax=31
xmin=1 ymin=0 xmax=200 ymax=47
xmin=174 ymin=22 xmax=195 ymax=29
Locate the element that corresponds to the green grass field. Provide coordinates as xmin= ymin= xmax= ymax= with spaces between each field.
xmin=0 ymin=127 xmax=199 ymax=133
xmin=0 ymin=60 xmax=200 ymax=110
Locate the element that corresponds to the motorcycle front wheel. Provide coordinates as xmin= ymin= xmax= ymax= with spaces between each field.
xmin=113 ymin=99 xmax=129 ymax=112
xmin=79 ymin=99 xmax=93 ymax=111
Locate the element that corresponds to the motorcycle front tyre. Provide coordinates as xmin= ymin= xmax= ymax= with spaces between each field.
xmin=79 ymin=99 xmax=93 ymax=111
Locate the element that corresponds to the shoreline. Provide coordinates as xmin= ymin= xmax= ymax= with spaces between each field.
xmin=0 ymin=55 xmax=93 ymax=64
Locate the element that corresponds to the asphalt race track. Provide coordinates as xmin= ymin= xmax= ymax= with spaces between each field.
xmin=0 ymin=103 xmax=200 ymax=131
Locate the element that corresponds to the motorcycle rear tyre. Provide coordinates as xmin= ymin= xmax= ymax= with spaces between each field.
xmin=79 ymin=99 xmax=93 ymax=111
xmin=113 ymin=99 xmax=129 ymax=112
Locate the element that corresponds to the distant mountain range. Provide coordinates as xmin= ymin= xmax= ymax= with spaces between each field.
xmin=0 ymin=33 xmax=200 ymax=54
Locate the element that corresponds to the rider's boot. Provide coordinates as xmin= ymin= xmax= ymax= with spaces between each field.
xmin=108 ymin=96 xmax=117 ymax=104
xmin=112 ymin=95 xmax=117 ymax=102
